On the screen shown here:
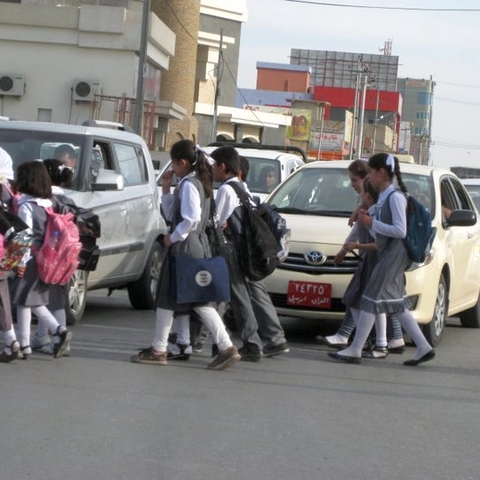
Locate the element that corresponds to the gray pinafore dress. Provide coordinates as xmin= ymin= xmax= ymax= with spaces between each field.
xmin=360 ymin=187 xmax=410 ymax=315
xmin=156 ymin=176 xmax=212 ymax=312
xmin=10 ymin=199 xmax=50 ymax=306
xmin=342 ymin=213 xmax=378 ymax=309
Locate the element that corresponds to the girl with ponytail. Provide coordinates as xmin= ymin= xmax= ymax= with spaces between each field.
xmin=329 ymin=153 xmax=435 ymax=366
xmin=131 ymin=139 xmax=240 ymax=370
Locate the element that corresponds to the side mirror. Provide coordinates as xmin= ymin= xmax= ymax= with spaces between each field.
xmin=91 ymin=170 xmax=124 ymax=191
xmin=446 ymin=209 xmax=477 ymax=227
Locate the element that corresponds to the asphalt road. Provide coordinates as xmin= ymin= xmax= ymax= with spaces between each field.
xmin=1 ymin=289 xmax=479 ymax=480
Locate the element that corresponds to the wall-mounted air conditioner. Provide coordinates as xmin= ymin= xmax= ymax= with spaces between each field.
xmin=72 ymin=79 xmax=102 ymax=101
xmin=0 ymin=74 xmax=25 ymax=96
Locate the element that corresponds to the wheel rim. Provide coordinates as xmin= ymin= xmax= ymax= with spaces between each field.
xmin=433 ymin=280 xmax=447 ymax=339
xmin=149 ymin=248 xmax=162 ymax=299
xmin=68 ymin=271 xmax=87 ymax=316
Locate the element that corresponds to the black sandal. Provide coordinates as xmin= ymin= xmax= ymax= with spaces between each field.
xmin=18 ymin=345 xmax=32 ymax=360
xmin=0 ymin=340 xmax=20 ymax=363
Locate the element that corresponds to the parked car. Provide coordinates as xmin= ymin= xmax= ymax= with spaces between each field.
xmin=263 ymin=160 xmax=480 ymax=346
xmin=158 ymin=143 xmax=306 ymax=202
xmin=0 ymin=120 xmax=167 ymax=323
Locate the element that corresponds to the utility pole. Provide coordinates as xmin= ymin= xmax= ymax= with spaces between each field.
xmin=133 ymin=0 xmax=151 ymax=135
xmin=356 ymin=74 xmax=368 ymax=158
xmin=211 ymin=30 xmax=223 ymax=143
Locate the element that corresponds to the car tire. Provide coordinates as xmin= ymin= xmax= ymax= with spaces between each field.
xmin=66 ymin=270 xmax=88 ymax=326
xmin=422 ymin=274 xmax=447 ymax=346
xmin=459 ymin=292 xmax=480 ymax=328
xmin=128 ymin=240 xmax=163 ymax=310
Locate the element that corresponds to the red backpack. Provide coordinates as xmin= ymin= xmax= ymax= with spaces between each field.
xmin=35 ymin=207 xmax=82 ymax=285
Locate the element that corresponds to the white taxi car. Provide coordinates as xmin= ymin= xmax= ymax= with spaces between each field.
xmin=264 ymin=160 xmax=480 ymax=346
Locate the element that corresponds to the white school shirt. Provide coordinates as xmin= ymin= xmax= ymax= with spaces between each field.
xmin=161 ymin=173 xmax=201 ymax=244
xmin=215 ymin=177 xmax=255 ymax=226
xmin=16 ymin=194 xmax=52 ymax=229
xmin=371 ymin=184 xmax=407 ymax=239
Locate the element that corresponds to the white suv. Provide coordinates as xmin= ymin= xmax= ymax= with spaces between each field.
xmin=264 ymin=160 xmax=480 ymax=346
xmin=0 ymin=120 xmax=167 ymax=323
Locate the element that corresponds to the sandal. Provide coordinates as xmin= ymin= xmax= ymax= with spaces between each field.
xmin=0 ymin=340 xmax=20 ymax=363
xmin=362 ymin=346 xmax=388 ymax=359
xmin=18 ymin=345 xmax=32 ymax=360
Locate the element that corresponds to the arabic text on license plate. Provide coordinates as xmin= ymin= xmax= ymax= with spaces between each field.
xmin=286 ymin=281 xmax=332 ymax=308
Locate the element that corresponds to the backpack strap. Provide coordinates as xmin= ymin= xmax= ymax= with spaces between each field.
xmin=226 ymin=181 xmax=253 ymax=207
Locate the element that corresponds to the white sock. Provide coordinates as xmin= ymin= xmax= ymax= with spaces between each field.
xmin=16 ymin=306 xmax=32 ymax=347
xmin=325 ymin=333 xmax=349 ymax=344
xmin=374 ymin=313 xmax=387 ymax=348
xmin=395 ymin=310 xmax=432 ymax=360
xmin=337 ymin=310 xmax=375 ymax=358
xmin=152 ymin=308 xmax=174 ymax=352
xmin=194 ymin=305 xmax=232 ymax=351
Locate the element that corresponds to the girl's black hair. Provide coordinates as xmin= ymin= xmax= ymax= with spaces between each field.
xmin=15 ymin=160 xmax=52 ymax=199
xmin=170 ymin=139 xmax=213 ymax=198
xmin=43 ymin=158 xmax=73 ymax=187
xmin=369 ymin=152 xmax=414 ymax=212
xmin=348 ymin=159 xmax=368 ymax=179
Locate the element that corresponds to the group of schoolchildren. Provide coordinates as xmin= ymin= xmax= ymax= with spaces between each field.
xmin=0 ymin=139 xmax=435 ymax=370
xmin=131 ymin=140 xmax=435 ymax=371
xmin=0 ymin=147 xmax=74 ymax=363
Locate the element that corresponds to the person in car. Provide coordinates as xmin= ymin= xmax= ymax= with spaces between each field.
xmin=54 ymin=144 xmax=77 ymax=170
xmin=131 ymin=140 xmax=240 ymax=370
xmin=260 ymin=165 xmax=278 ymax=193
xmin=210 ymin=146 xmax=289 ymax=363
xmin=328 ymin=153 xmax=435 ymax=366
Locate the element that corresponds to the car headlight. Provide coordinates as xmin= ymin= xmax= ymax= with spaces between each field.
xmin=405 ymin=246 xmax=435 ymax=271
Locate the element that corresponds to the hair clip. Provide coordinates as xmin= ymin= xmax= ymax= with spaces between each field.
xmin=386 ymin=154 xmax=395 ymax=173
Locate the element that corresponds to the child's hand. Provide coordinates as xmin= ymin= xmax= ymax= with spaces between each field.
xmin=163 ymin=234 xmax=172 ymax=248
xmin=358 ymin=208 xmax=373 ymax=227
xmin=15 ymin=265 xmax=26 ymax=277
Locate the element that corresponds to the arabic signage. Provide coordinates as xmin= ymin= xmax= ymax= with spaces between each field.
xmin=287 ymin=281 xmax=332 ymax=309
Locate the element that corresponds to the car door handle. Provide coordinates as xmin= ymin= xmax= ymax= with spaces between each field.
xmin=120 ymin=205 xmax=127 ymax=215
xmin=468 ymin=233 xmax=474 ymax=239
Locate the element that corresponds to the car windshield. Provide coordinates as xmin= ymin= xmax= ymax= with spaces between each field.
xmin=268 ymin=167 xmax=357 ymax=216
xmin=0 ymin=129 xmax=85 ymax=189
xmin=464 ymin=184 xmax=480 ymax=198
xmin=268 ymin=165 xmax=435 ymax=217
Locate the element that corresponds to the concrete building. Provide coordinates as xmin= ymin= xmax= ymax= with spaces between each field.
xmin=397 ymin=77 xmax=435 ymax=165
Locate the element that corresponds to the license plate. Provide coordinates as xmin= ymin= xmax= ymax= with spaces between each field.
xmin=287 ymin=281 xmax=332 ymax=309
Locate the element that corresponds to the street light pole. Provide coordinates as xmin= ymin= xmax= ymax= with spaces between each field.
xmin=133 ymin=0 xmax=151 ymax=135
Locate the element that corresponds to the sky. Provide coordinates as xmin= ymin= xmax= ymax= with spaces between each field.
xmin=236 ymin=0 xmax=480 ymax=170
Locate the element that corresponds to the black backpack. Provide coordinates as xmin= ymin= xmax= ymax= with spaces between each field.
xmin=228 ymin=182 xmax=284 ymax=281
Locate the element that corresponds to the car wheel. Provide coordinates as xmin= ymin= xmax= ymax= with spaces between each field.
xmin=459 ymin=292 xmax=480 ymax=328
xmin=128 ymin=241 xmax=163 ymax=310
xmin=66 ymin=270 xmax=88 ymax=325
xmin=422 ymin=274 xmax=447 ymax=346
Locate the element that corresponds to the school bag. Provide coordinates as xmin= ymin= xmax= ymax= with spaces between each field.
xmin=53 ymin=195 xmax=101 ymax=271
xmin=386 ymin=189 xmax=434 ymax=264
xmin=35 ymin=207 xmax=83 ymax=285
xmin=227 ymin=182 xmax=288 ymax=281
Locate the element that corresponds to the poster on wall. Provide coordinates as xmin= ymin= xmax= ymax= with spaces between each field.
xmin=286 ymin=110 xmax=312 ymax=141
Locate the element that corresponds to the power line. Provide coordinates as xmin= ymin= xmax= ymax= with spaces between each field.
xmin=284 ymin=0 xmax=480 ymax=12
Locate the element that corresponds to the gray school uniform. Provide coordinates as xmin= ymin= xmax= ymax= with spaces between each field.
xmin=360 ymin=187 xmax=410 ymax=315
xmin=156 ymin=176 xmax=212 ymax=311
xmin=10 ymin=199 xmax=50 ymax=306
xmin=342 ymin=213 xmax=378 ymax=309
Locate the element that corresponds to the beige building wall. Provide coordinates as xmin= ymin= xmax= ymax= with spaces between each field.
xmin=153 ymin=0 xmax=200 ymax=148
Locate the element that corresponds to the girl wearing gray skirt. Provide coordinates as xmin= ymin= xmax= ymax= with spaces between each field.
xmin=329 ymin=153 xmax=435 ymax=366
xmin=9 ymin=161 xmax=72 ymax=359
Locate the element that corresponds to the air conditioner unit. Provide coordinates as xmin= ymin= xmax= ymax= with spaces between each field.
xmin=72 ymin=79 xmax=102 ymax=101
xmin=0 ymin=74 xmax=25 ymax=96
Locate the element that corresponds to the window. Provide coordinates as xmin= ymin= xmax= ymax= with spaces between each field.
xmin=114 ymin=143 xmax=147 ymax=185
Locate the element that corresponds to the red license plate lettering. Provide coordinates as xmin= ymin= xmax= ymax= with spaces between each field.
xmin=287 ymin=281 xmax=332 ymax=308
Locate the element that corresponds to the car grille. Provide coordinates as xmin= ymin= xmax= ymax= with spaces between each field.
xmin=278 ymin=253 xmax=360 ymax=275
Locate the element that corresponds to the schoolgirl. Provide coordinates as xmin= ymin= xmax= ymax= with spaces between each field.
xmin=0 ymin=154 xmax=19 ymax=362
xmin=341 ymin=177 xmax=389 ymax=359
xmin=329 ymin=153 xmax=435 ymax=366
xmin=30 ymin=159 xmax=74 ymax=355
xmin=131 ymin=140 xmax=240 ymax=370
xmin=9 ymin=161 xmax=72 ymax=359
